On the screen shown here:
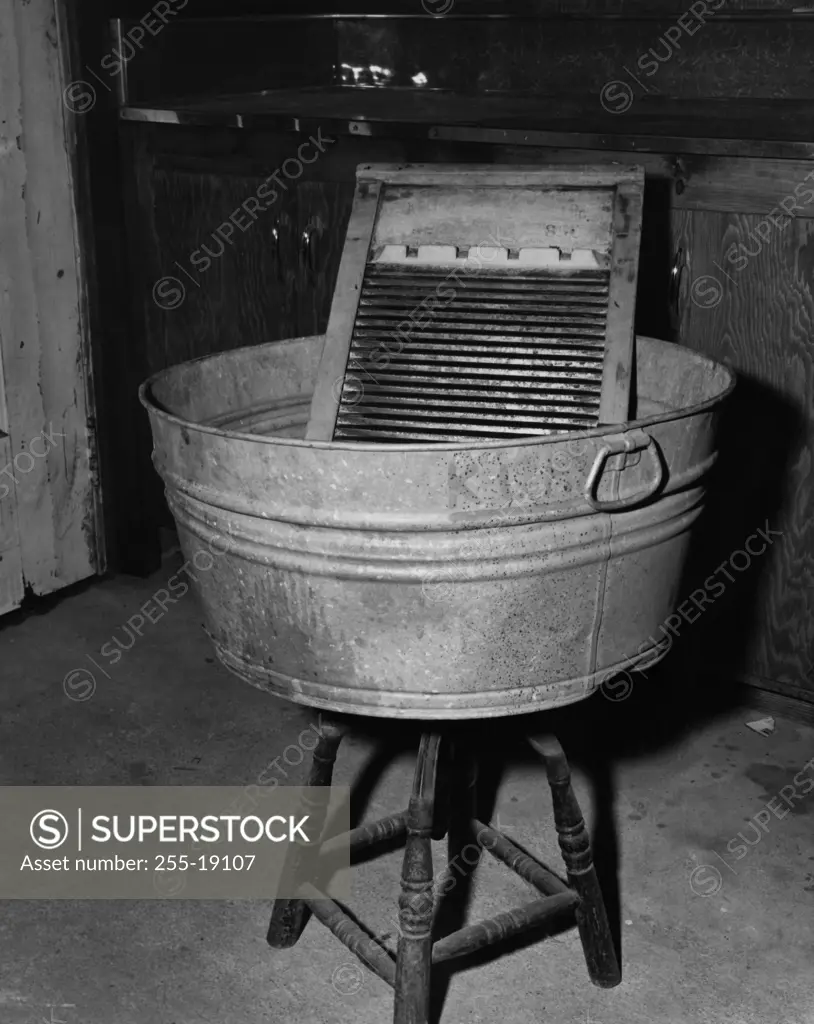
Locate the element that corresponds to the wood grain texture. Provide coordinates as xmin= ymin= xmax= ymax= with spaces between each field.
xmin=122 ymin=130 xmax=306 ymax=553
xmin=372 ymin=186 xmax=614 ymax=253
xmin=672 ymin=209 xmax=814 ymax=702
xmin=357 ymin=165 xmax=644 ymax=187
xmin=0 ymin=0 xmax=100 ymax=603
xmin=152 ymin=135 xmax=814 ymax=218
xmin=306 ymin=180 xmax=382 ymax=440
xmin=736 ymin=679 xmax=814 ymax=728
xmin=120 ymin=127 xmax=353 ymax=556
xmin=601 ymin=175 xmax=644 ymax=424
xmin=296 ymin=180 xmax=355 ymax=337
xmin=0 ymin=368 xmax=24 ymax=613
xmin=131 ymin=91 xmax=814 ymax=156
xmin=140 ymin=165 xmax=300 ymax=372
xmin=498 ymin=150 xmax=814 ymax=216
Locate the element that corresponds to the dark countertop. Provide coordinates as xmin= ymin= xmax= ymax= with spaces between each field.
xmin=120 ymin=88 xmax=814 ymax=159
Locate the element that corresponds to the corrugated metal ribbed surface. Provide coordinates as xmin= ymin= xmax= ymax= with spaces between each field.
xmin=334 ymin=264 xmax=609 ymax=442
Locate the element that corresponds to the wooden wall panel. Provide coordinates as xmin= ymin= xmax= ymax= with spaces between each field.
xmin=0 ymin=353 xmax=24 ymax=614
xmin=0 ymin=0 xmax=101 ymax=603
xmin=672 ymin=209 xmax=814 ymax=700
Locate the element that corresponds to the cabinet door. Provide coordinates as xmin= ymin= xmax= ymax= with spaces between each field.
xmin=671 ymin=208 xmax=814 ymax=702
xmin=296 ymin=181 xmax=355 ymax=337
xmin=138 ymin=163 xmax=300 ymax=373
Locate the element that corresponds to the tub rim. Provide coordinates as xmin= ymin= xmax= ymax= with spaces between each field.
xmin=138 ymin=333 xmax=736 ymax=453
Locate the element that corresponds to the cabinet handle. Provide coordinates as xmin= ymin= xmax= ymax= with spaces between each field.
xmin=271 ymin=226 xmax=284 ymax=283
xmin=301 ymin=227 xmax=317 ymax=280
xmin=668 ymin=246 xmax=685 ymax=333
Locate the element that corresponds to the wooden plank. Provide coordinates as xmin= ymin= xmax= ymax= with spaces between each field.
xmin=600 ymin=175 xmax=644 ymax=424
xmin=674 ymin=157 xmax=814 ymax=217
xmin=498 ymin=148 xmax=814 ymax=215
xmin=0 ymin=0 xmax=101 ymax=602
xmin=0 ymin=358 xmax=24 ymax=615
xmin=356 ymin=164 xmax=646 ymax=188
xmin=736 ymin=678 xmax=814 ymax=725
xmin=121 ymin=93 xmax=814 ymax=159
xmin=434 ymin=124 xmax=814 ymax=162
xmin=306 ymin=179 xmax=382 ymax=441
xmin=0 ymin=0 xmax=57 ymax=600
xmin=135 ymin=133 xmax=814 ymax=219
xmin=61 ymin=0 xmax=132 ymax=573
xmin=673 ymin=208 xmax=814 ymax=702
xmin=372 ymin=186 xmax=614 ymax=254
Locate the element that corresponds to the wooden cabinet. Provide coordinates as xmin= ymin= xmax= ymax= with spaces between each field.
xmin=129 ymin=158 xmax=295 ymax=372
xmin=118 ymin=126 xmax=355 ymax=559
xmin=126 ymin=135 xmax=355 ymax=369
xmin=671 ymin=207 xmax=814 ymax=702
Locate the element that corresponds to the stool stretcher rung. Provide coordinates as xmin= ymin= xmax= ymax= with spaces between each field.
xmin=269 ymin=723 xmax=621 ymax=1024
xmin=299 ymin=882 xmax=397 ymax=988
xmin=473 ymin=820 xmax=571 ymax=896
xmin=431 ymin=892 xmax=578 ymax=964
xmin=319 ymin=811 xmax=409 ymax=858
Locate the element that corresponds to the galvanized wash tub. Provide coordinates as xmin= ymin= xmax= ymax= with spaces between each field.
xmin=140 ymin=335 xmax=733 ymax=720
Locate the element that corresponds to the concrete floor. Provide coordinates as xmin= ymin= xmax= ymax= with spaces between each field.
xmin=1 ymin=557 xmax=812 ymax=1024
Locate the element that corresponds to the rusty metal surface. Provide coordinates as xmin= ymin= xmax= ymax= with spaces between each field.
xmin=140 ymin=333 xmax=733 ymax=720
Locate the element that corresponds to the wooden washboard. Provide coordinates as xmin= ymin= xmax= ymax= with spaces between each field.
xmin=306 ymin=163 xmax=645 ymax=443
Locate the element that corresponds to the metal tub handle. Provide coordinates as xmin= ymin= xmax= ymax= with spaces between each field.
xmin=584 ymin=431 xmax=665 ymax=512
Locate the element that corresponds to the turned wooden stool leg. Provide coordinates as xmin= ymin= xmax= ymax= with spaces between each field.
xmin=267 ymin=718 xmax=347 ymax=949
xmin=528 ymin=734 xmax=621 ymax=988
xmin=394 ymin=732 xmax=442 ymax=1024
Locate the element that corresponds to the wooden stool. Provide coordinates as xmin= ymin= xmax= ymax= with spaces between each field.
xmin=267 ymin=718 xmax=620 ymax=1024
